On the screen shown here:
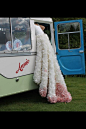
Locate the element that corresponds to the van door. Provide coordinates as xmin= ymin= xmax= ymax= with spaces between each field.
xmin=54 ymin=19 xmax=85 ymax=75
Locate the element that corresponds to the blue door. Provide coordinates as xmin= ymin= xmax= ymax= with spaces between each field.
xmin=54 ymin=19 xmax=85 ymax=75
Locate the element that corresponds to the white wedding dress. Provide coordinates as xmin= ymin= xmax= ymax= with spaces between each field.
xmin=33 ymin=24 xmax=72 ymax=103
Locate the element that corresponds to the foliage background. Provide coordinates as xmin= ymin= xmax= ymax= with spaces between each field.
xmin=51 ymin=17 xmax=86 ymax=61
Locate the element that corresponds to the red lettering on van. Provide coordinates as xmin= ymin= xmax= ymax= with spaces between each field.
xmin=16 ymin=59 xmax=30 ymax=74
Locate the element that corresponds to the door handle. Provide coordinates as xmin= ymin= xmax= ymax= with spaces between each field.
xmin=79 ymin=50 xmax=84 ymax=53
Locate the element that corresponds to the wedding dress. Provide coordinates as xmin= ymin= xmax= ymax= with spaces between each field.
xmin=33 ymin=24 xmax=72 ymax=103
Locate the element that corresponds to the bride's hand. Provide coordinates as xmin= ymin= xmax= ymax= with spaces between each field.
xmin=35 ymin=24 xmax=45 ymax=31
xmin=40 ymin=25 xmax=45 ymax=31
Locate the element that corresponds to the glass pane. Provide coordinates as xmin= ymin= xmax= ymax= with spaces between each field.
xmin=58 ymin=34 xmax=68 ymax=49
xmin=58 ymin=22 xmax=80 ymax=33
xmin=0 ymin=18 xmax=12 ymax=51
xmin=69 ymin=33 xmax=81 ymax=49
xmin=11 ymin=18 xmax=31 ymax=51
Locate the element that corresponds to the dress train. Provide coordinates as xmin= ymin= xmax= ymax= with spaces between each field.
xmin=33 ymin=34 xmax=72 ymax=103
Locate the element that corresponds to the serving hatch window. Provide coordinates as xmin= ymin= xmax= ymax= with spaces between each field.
xmin=0 ymin=17 xmax=31 ymax=52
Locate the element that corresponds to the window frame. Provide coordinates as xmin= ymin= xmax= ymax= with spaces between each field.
xmin=34 ymin=21 xmax=52 ymax=43
xmin=57 ymin=22 xmax=81 ymax=50
xmin=0 ymin=17 xmax=32 ymax=55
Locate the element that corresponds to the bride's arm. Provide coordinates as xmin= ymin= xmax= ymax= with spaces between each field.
xmin=35 ymin=24 xmax=45 ymax=31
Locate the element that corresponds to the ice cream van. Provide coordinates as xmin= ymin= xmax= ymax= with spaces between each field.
xmin=0 ymin=17 xmax=85 ymax=98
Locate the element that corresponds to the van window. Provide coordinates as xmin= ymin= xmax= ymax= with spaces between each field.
xmin=11 ymin=18 xmax=31 ymax=51
xmin=35 ymin=22 xmax=51 ymax=42
xmin=0 ymin=18 xmax=11 ymax=51
xmin=58 ymin=34 xmax=68 ymax=49
xmin=58 ymin=22 xmax=81 ymax=50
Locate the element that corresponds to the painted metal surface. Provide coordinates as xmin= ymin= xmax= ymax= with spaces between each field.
xmin=30 ymin=18 xmax=53 ymax=23
xmin=0 ymin=74 xmax=38 ymax=98
xmin=0 ymin=56 xmax=36 ymax=78
xmin=54 ymin=19 xmax=85 ymax=75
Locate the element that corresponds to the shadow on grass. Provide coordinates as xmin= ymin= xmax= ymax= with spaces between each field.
xmin=0 ymin=89 xmax=48 ymax=107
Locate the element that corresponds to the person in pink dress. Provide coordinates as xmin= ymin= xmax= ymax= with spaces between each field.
xmin=33 ymin=23 xmax=72 ymax=104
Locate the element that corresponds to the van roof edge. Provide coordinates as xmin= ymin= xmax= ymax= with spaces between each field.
xmin=30 ymin=17 xmax=53 ymax=23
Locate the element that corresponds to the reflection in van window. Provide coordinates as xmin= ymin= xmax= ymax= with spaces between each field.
xmin=11 ymin=18 xmax=31 ymax=51
xmin=0 ymin=18 xmax=12 ymax=51
xmin=58 ymin=34 xmax=68 ymax=49
xmin=58 ymin=22 xmax=81 ymax=50
xmin=58 ymin=22 xmax=80 ymax=33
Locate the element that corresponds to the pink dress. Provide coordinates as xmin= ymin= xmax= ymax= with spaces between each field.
xmin=33 ymin=24 xmax=72 ymax=103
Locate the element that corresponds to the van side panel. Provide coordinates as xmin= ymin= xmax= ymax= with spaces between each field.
xmin=0 ymin=74 xmax=38 ymax=98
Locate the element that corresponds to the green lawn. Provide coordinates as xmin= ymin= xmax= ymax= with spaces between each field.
xmin=0 ymin=76 xmax=86 ymax=111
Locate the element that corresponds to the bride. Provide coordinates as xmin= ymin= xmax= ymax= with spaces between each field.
xmin=33 ymin=23 xmax=72 ymax=103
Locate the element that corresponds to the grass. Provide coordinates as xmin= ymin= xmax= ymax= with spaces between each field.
xmin=0 ymin=76 xmax=86 ymax=111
